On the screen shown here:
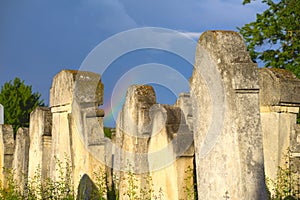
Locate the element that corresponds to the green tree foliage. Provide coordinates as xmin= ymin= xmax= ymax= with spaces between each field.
xmin=104 ymin=127 xmax=114 ymax=138
xmin=0 ymin=78 xmax=44 ymax=134
xmin=239 ymin=0 xmax=300 ymax=79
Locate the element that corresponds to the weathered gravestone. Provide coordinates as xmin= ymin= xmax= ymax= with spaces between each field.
xmin=0 ymin=104 xmax=3 ymax=125
xmin=115 ymin=85 xmax=156 ymax=199
xmin=259 ymin=68 xmax=300 ymax=196
xmin=12 ymin=127 xmax=30 ymax=193
xmin=0 ymin=125 xmax=15 ymax=187
xmin=28 ymin=107 xmax=52 ymax=188
xmin=49 ymin=70 xmax=107 ymax=196
xmin=190 ymin=31 xmax=267 ymax=199
xmin=148 ymin=104 xmax=194 ymax=200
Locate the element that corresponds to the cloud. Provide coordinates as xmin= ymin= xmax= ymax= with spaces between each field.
xmin=181 ymin=32 xmax=203 ymax=40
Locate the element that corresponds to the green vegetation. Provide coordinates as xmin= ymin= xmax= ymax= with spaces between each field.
xmin=266 ymin=149 xmax=299 ymax=200
xmin=0 ymin=156 xmax=74 ymax=200
xmin=0 ymin=162 xmax=197 ymax=199
xmin=104 ymin=127 xmax=114 ymax=139
xmin=267 ymin=166 xmax=299 ymax=200
xmin=239 ymin=0 xmax=300 ymax=79
xmin=120 ymin=161 xmax=163 ymax=200
xmin=0 ymin=157 xmax=188 ymax=200
xmin=0 ymin=78 xmax=44 ymax=135
xmin=0 ymin=169 xmax=22 ymax=200
xmin=92 ymin=167 xmax=107 ymax=200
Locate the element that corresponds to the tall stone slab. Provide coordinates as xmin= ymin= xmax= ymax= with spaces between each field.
xmin=0 ymin=104 xmax=3 ymax=125
xmin=0 ymin=125 xmax=15 ymax=187
xmin=115 ymin=85 xmax=156 ymax=199
xmin=50 ymin=70 xmax=106 ymax=196
xmin=50 ymin=70 xmax=73 ymax=181
xmin=148 ymin=104 xmax=194 ymax=200
xmin=259 ymin=68 xmax=300 ymax=195
xmin=68 ymin=70 xmax=107 ymax=197
xmin=12 ymin=127 xmax=30 ymax=192
xmin=190 ymin=31 xmax=266 ymax=199
xmin=28 ymin=107 xmax=52 ymax=186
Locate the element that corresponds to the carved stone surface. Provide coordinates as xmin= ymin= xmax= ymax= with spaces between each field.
xmin=190 ymin=31 xmax=266 ymax=199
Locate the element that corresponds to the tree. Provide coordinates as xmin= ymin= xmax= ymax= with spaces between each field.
xmin=0 ymin=78 xmax=44 ymax=134
xmin=239 ymin=0 xmax=300 ymax=79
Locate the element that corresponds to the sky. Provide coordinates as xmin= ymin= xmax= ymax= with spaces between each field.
xmin=0 ymin=0 xmax=267 ymax=127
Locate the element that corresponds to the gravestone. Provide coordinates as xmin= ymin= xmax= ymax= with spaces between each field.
xmin=0 ymin=104 xmax=3 ymax=125
xmin=12 ymin=127 xmax=30 ymax=193
xmin=259 ymin=68 xmax=300 ymax=196
xmin=0 ymin=125 xmax=15 ymax=187
xmin=28 ymin=107 xmax=52 ymax=190
xmin=148 ymin=104 xmax=194 ymax=200
xmin=115 ymin=85 xmax=156 ymax=199
xmin=190 ymin=31 xmax=266 ymax=199
xmin=49 ymin=70 xmax=106 ymax=196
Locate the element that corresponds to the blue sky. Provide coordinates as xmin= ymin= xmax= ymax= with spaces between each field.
xmin=0 ymin=0 xmax=267 ymax=127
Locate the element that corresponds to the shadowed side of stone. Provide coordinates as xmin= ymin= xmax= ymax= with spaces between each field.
xmin=76 ymin=174 xmax=99 ymax=200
